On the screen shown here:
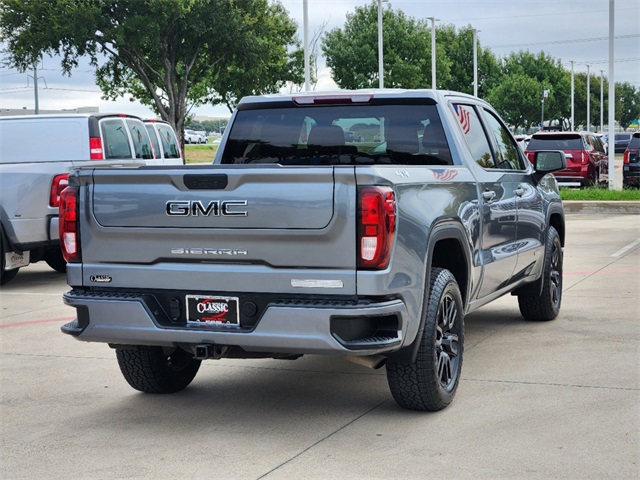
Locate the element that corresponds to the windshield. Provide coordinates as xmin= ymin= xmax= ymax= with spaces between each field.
xmin=220 ymin=104 xmax=454 ymax=166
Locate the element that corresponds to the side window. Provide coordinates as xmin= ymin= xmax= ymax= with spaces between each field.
xmin=101 ymin=119 xmax=132 ymax=159
xmin=157 ymin=125 xmax=181 ymax=158
xmin=145 ymin=125 xmax=161 ymax=158
xmin=126 ymin=119 xmax=153 ymax=159
xmin=483 ymin=110 xmax=526 ymax=170
xmin=452 ymin=104 xmax=495 ymax=168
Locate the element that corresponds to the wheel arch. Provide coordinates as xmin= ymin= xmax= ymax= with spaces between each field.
xmin=391 ymin=220 xmax=472 ymax=363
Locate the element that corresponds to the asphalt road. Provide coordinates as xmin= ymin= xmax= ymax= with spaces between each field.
xmin=1 ymin=214 xmax=638 ymax=479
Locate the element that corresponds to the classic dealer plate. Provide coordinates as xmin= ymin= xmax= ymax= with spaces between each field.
xmin=185 ymin=295 xmax=239 ymax=326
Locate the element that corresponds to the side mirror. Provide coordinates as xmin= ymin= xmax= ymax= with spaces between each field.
xmin=532 ymin=150 xmax=566 ymax=184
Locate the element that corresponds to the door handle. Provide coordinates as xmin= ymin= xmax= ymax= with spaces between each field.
xmin=482 ymin=190 xmax=496 ymax=201
xmin=514 ymin=186 xmax=525 ymax=197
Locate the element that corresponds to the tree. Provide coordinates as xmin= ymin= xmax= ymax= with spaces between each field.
xmin=436 ymin=25 xmax=500 ymax=97
xmin=498 ymin=51 xmax=569 ymax=128
xmin=322 ymin=2 xmax=451 ymax=89
xmin=486 ymin=74 xmax=541 ymax=132
xmin=617 ymin=82 xmax=640 ymax=130
xmin=0 ymin=0 xmax=302 ymax=139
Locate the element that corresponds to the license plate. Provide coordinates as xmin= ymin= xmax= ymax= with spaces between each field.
xmin=185 ymin=295 xmax=239 ymax=326
xmin=4 ymin=250 xmax=30 ymax=270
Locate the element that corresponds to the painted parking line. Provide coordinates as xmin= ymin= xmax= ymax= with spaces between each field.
xmin=611 ymin=238 xmax=640 ymax=258
xmin=0 ymin=317 xmax=74 ymax=329
xmin=565 ymin=269 xmax=640 ymax=276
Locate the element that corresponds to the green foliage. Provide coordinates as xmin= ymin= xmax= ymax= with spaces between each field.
xmin=0 ymin=0 xmax=301 ymax=136
xmin=560 ymin=187 xmax=640 ymax=201
xmin=486 ymin=73 xmax=540 ymax=131
xmin=617 ymin=82 xmax=640 ymax=130
xmin=322 ymin=2 xmax=451 ymax=89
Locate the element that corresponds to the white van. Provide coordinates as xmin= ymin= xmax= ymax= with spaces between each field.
xmin=0 ymin=113 xmax=154 ymax=285
xmin=143 ymin=119 xmax=184 ymax=165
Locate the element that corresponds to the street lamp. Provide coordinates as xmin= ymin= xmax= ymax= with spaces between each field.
xmin=377 ymin=0 xmax=389 ymax=89
xmin=303 ymin=0 xmax=310 ymax=91
xmin=600 ymin=70 xmax=604 ymax=133
xmin=570 ymin=61 xmax=575 ymax=131
xmin=472 ymin=28 xmax=481 ymax=97
xmin=586 ymin=64 xmax=591 ymax=132
xmin=427 ymin=17 xmax=439 ymax=89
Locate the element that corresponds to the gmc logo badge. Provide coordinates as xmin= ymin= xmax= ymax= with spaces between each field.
xmin=166 ymin=200 xmax=248 ymax=217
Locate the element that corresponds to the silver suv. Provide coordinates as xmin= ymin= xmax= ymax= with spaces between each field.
xmin=0 ymin=113 xmax=150 ymax=285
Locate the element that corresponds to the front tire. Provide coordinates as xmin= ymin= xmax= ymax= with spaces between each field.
xmin=386 ymin=268 xmax=464 ymax=411
xmin=518 ymin=226 xmax=563 ymax=321
xmin=115 ymin=345 xmax=201 ymax=393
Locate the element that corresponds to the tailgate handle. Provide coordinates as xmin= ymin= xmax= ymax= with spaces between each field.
xmin=184 ymin=174 xmax=228 ymax=190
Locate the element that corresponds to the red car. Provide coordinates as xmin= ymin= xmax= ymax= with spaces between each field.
xmin=525 ymin=132 xmax=608 ymax=187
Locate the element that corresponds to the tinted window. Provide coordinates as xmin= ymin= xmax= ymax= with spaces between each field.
xmin=527 ymin=135 xmax=583 ymax=151
xmin=221 ymin=104 xmax=453 ymax=166
xmin=483 ymin=110 xmax=525 ymax=170
xmin=125 ymin=119 xmax=153 ymax=159
xmin=451 ymin=104 xmax=495 ymax=168
xmin=627 ymin=133 xmax=640 ymax=150
xmin=101 ymin=119 xmax=132 ymax=159
xmin=145 ymin=124 xmax=160 ymax=158
xmin=157 ymin=124 xmax=181 ymax=159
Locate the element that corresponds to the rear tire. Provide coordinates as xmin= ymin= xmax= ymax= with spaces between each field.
xmin=115 ymin=345 xmax=201 ymax=393
xmin=44 ymin=249 xmax=67 ymax=273
xmin=518 ymin=226 xmax=563 ymax=321
xmin=386 ymin=268 xmax=464 ymax=411
xmin=0 ymin=234 xmax=19 ymax=286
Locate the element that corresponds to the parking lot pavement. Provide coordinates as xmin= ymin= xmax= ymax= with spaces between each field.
xmin=1 ymin=214 xmax=638 ymax=479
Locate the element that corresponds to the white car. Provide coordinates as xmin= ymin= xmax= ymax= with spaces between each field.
xmin=184 ymin=129 xmax=206 ymax=144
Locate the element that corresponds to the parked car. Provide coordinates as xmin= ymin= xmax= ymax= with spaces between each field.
xmin=184 ymin=129 xmax=206 ymax=144
xmin=525 ymin=131 xmax=608 ymax=187
xmin=0 ymin=113 xmax=149 ymax=285
xmin=614 ymin=133 xmax=632 ymax=153
xmin=143 ymin=119 xmax=184 ymax=165
xmin=622 ymin=132 xmax=640 ymax=188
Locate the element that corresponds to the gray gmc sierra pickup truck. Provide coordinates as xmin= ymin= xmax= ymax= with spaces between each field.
xmin=61 ymin=90 xmax=566 ymax=411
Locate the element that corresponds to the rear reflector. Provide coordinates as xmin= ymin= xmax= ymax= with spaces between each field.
xmin=50 ymin=174 xmax=69 ymax=207
xmin=59 ymin=187 xmax=80 ymax=263
xmin=358 ymin=186 xmax=396 ymax=269
xmin=89 ymin=137 xmax=103 ymax=160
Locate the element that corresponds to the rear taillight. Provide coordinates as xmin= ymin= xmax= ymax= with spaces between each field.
xmin=525 ymin=151 xmax=535 ymax=163
xmin=90 ymin=137 xmax=103 ymax=160
xmin=623 ymin=150 xmax=630 ymax=164
xmin=581 ymin=151 xmax=589 ymax=165
xmin=358 ymin=186 xmax=396 ymax=269
xmin=59 ymin=187 xmax=81 ymax=263
xmin=49 ymin=174 xmax=69 ymax=207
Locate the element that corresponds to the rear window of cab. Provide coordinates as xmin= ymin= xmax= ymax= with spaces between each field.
xmin=220 ymin=104 xmax=454 ymax=166
xmin=527 ymin=134 xmax=584 ymax=151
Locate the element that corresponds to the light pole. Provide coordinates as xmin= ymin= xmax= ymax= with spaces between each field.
xmin=586 ymin=64 xmax=591 ymax=132
xmin=608 ymin=0 xmax=615 ymax=189
xmin=472 ymin=28 xmax=480 ymax=97
xmin=570 ymin=61 xmax=575 ymax=131
xmin=600 ymin=70 xmax=604 ymax=133
xmin=303 ymin=0 xmax=310 ymax=91
xmin=427 ymin=17 xmax=438 ymax=89
xmin=377 ymin=0 xmax=385 ymax=89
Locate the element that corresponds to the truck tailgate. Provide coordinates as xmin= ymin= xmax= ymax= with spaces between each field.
xmin=78 ymin=165 xmax=357 ymax=294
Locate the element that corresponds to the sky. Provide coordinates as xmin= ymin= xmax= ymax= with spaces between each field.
xmin=0 ymin=0 xmax=638 ymax=119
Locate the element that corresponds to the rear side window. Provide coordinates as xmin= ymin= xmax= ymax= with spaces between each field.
xmin=125 ymin=119 xmax=153 ymax=159
xmin=220 ymin=104 xmax=453 ymax=166
xmin=156 ymin=124 xmax=181 ymax=159
xmin=451 ymin=104 xmax=495 ymax=168
xmin=0 ymin=119 xmax=87 ymax=163
xmin=145 ymin=124 xmax=161 ymax=158
xmin=527 ymin=135 xmax=583 ymax=151
xmin=101 ymin=119 xmax=132 ymax=159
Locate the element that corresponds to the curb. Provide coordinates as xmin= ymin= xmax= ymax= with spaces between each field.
xmin=562 ymin=201 xmax=640 ymax=215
